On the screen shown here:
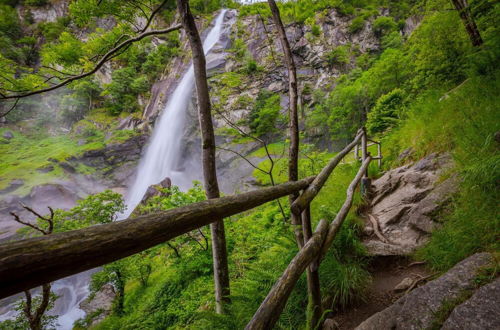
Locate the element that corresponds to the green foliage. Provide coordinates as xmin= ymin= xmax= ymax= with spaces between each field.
xmin=24 ymin=0 xmax=48 ymax=6
xmin=41 ymin=31 xmax=84 ymax=67
xmin=326 ymin=45 xmax=350 ymax=68
xmin=136 ymin=182 xmax=206 ymax=215
xmin=248 ymin=89 xmax=282 ymax=136
xmin=382 ymin=75 xmax=500 ymax=271
xmin=372 ymin=16 xmax=397 ymax=37
xmin=38 ymin=17 xmax=72 ymax=42
xmin=406 ymin=11 xmax=473 ymax=88
xmin=349 ymin=16 xmax=366 ymax=33
xmin=366 ymin=88 xmax=406 ymax=134
xmin=0 ymin=291 xmax=58 ymax=329
xmin=103 ymin=68 xmax=149 ymax=114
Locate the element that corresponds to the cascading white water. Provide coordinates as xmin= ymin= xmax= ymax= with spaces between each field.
xmin=0 ymin=10 xmax=228 ymax=330
xmin=120 ymin=9 xmax=228 ymax=219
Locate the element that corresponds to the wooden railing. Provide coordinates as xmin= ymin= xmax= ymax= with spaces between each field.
xmin=0 ymin=128 xmax=379 ymax=329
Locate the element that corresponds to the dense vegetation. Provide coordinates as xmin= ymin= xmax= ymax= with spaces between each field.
xmin=0 ymin=0 xmax=498 ymax=329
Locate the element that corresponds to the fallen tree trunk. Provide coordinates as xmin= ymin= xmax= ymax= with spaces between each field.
xmin=0 ymin=177 xmax=314 ymax=299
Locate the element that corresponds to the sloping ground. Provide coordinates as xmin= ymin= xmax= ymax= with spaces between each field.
xmin=355 ymin=252 xmax=497 ymax=330
xmin=324 ymin=153 xmax=498 ymax=329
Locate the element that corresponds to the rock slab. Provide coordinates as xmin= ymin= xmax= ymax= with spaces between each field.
xmin=441 ymin=277 xmax=500 ymax=330
xmin=355 ymin=253 xmax=494 ymax=330
xmin=364 ymin=153 xmax=456 ymax=255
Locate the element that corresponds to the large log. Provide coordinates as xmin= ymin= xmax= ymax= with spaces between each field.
xmin=291 ymin=131 xmax=363 ymax=214
xmin=245 ymin=219 xmax=329 ymax=330
xmin=0 ymin=177 xmax=314 ymax=299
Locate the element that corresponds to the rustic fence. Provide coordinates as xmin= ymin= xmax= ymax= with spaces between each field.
xmin=0 ymin=127 xmax=379 ymax=329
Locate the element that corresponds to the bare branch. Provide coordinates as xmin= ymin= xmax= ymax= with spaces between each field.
xmin=0 ymin=98 xmax=19 ymax=119
xmin=140 ymin=0 xmax=169 ymax=33
xmin=10 ymin=212 xmax=48 ymax=235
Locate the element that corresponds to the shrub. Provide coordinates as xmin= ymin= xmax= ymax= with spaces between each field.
xmin=326 ymin=45 xmax=350 ymax=68
xmin=366 ymin=88 xmax=405 ymax=135
xmin=24 ymin=0 xmax=47 ymax=6
xmin=372 ymin=16 xmax=397 ymax=37
xmin=349 ymin=16 xmax=366 ymax=34
xmin=248 ymin=89 xmax=282 ymax=136
xmin=311 ymin=24 xmax=321 ymax=37
xmin=245 ymin=58 xmax=258 ymax=74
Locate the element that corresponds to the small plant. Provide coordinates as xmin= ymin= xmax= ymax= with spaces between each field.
xmin=349 ymin=16 xmax=366 ymax=34
xmin=372 ymin=16 xmax=397 ymax=37
xmin=326 ymin=45 xmax=350 ymax=68
xmin=311 ymin=24 xmax=321 ymax=37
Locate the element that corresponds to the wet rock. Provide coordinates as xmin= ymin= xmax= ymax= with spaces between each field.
xmin=29 ymin=183 xmax=79 ymax=211
xmin=117 ymin=116 xmax=141 ymax=130
xmin=2 ymin=131 xmax=13 ymax=139
xmin=79 ymin=283 xmax=116 ymax=327
xmin=36 ymin=165 xmax=54 ymax=173
xmin=441 ymin=277 xmax=500 ymax=330
xmin=77 ymin=139 xmax=86 ymax=146
xmin=0 ymin=179 xmax=24 ymax=195
xmin=402 ymin=16 xmax=423 ymax=36
xmin=323 ymin=318 xmax=340 ymax=329
xmin=356 ymin=253 xmax=494 ymax=330
xmin=76 ymin=134 xmax=147 ymax=185
xmin=59 ymin=162 xmax=76 ymax=173
xmin=393 ymin=277 xmax=413 ymax=292
xmin=363 ymin=153 xmax=456 ymax=256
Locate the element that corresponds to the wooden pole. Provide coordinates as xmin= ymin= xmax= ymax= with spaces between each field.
xmin=302 ymin=205 xmax=322 ymax=328
xmin=245 ymin=220 xmax=329 ymax=330
xmin=0 ymin=177 xmax=314 ymax=299
xmin=377 ymin=142 xmax=382 ymax=168
xmin=267 ymin=0 xmax=302 ymax=249
xmin=176 ymin=1 xmax=229 ymax=313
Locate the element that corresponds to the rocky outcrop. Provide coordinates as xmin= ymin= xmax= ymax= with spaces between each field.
xmin=74 ymin=134 xmax=148 ymax=187
xmin=79 ymin=284 xmax=116 ymax=327
xmin=363 ymin=153 xmax=457 ymax=256
xmin=0 ymin=182 xmax=81 ymax=241
xmin=441 ymin=277 xmax=500 ymax=330
xmin=355 ymin=252 xmax=495 ymax=330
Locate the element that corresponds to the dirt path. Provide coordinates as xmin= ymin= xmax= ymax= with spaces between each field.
xmin=324 ymin=256 xmax=430 ymax=330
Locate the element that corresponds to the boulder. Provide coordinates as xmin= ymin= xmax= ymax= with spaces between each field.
xmin=441 ymin=277 xmax=500 ymax=330
xmin=393 ymin=277 xmax=413 ymax=292
xmin=29 ymin=183 xmax=79 ymax=211
xmin=355 ymin=253 xmax=494 ymax=330
xmin=2 ymin=131 xmax=13 ymax=139
xmin=363 ymin=153 xmax=457 ymax=256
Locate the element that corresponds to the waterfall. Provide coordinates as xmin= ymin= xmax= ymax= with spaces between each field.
xmin=0 ymin=10 xmax=229 ymax=330
xmin=120 ymin=9 xmax=228 ymax=219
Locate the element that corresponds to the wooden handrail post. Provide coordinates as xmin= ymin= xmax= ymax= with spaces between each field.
xmin=360 ymin=128 xmax=370 ymax=197
xmin=377 ymin=142 xmax=382 ymax=168
xmin=302 ymin=205 xmax=322 ymax=328
xmin=361 ymin=128 xmax=368 ymax=176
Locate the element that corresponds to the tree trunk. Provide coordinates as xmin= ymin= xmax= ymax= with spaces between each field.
xmin=267 ymin=0 xmax=301 ymax=246
xmin=451 ymin=0 xmax=483 ymax=47
xmin=175 ymin=0 xmax=230 ymax=313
